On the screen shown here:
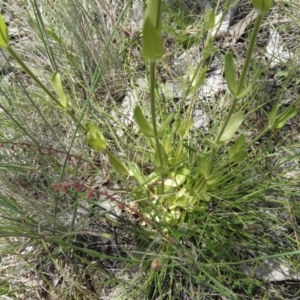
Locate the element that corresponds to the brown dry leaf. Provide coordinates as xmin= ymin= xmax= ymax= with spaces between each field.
xmin=229 ymin=10 xmax=258 ymax=40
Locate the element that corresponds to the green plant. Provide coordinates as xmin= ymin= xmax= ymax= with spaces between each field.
xmin=0 ymin=0 xmax=297 ymax=228
xmin=0 ymin=0 xmax=300 ymax=298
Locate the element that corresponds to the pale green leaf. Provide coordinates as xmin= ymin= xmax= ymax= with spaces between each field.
xmin=178 ymin=119 xmax=193 ymax=139
xmin=154 ymin=143 xmax=168 ymax=168
xmin=236 ymin=84 xmax=253 ymax=99
xmin=106 ymin=151 xmax=129 ymax=175
xmin=157 ymin=113 xmax=175 ymax=138
xmin=228 ymin=135 xmax=247 ymax=163
xmin=134 ymin=106 xmax=155 ymax=137
xmin=51 ymin=72 xmax=69 ymax=110
xmin=85 ymin=122 xmax=106 ymax=151
xmin=225 ymin=52 xmax=237 ymax=96
xmin=220 ymin=111 xmax=244 ymax=142
xmin=142 ymin=0 xmax=164 ymax=61
xmin=188 ymin=66 xmax=209 ymax=96
xmin=268 ymin=104 xmax=280 ymax=129
xmin=0 ymin=15 xmax=9 ymax=48
xmin=252 ymin=0 xmax=274 ymax=14
xmin=276 ymin=107 xmax=297 ymax=129
xmin=207 ymin=10 xmax=215 ymax=30
xmin=197 ymin=155 xmax=210 ymax=178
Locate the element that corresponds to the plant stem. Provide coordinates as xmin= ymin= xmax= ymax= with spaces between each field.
xmin=207 ymin=12 xmax=264 ymax=175
xmin=149 ymin=61 xmax=164 ymax=190
xmin=6 ymin=46 xmax=86 ymax=131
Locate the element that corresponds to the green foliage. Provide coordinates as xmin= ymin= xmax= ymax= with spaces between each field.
xmin=85 ymin=122 xmax=106 ymax=151
xmin=50 ymin=72 xmax=69 ymax=110
xmin=134 ymin=105 xmax=155 ymax=137
xmin=0 ymin=14 xmax=8 ymax=48
xmin=225 ymin=52 xmax=238 ymax=96
xmin=252 ymin=0 xmax=274 ymax=14
xmin=142 ymin=0 xmax=164 ymax=61
xmin=0 ymin=0 xmax=299 ymax=298
xmin=220 ymin=111 xmax=244 ymax=143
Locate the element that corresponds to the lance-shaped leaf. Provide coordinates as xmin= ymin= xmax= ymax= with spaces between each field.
xmin=154 ymin=142 xmax=168 ymax=168
xmin=276 ymin=107 xmax=297 ymax=129
xmin=0 ymin=15 xmax=9 ymax=48
xmin=106 ymin=151 xmax=129 ymax=176
xmin=172 ymin=152 xmax=188 ymax=166
xmin=220 ymin=111 xmax=244 ymax=142
xmin=157 ymin=113 xmax=175 ymax=138
xmin=252 ymin=0 xmax=274 ymax=14
xmin=207 ymin=10 xmax=215 ymax=30
xmin=51 ymin=72 xmax=69 ymax=110
xmin=142 ymin=0 xmax=164 ymax=61
xmin=236 ymin=84 xmax=253 ymax=99
xmin=268 ymin=104 xmax=279 ymax=129
xmin=178 ymin=119 xmax=193 ymax=139
xmin=134 ymin=105 xmax=155 ymax=137
xmin=127 ymin=162 xmax=146 ymax=185
xmin=228 ymin=134 xmax=247 ymax=163
xmin=85 ymin=122 xmax=106 ymax=151
xmin=162 ymin=136 xmax=173 ymax=154
xmin=225 ymin=52 xmax=237 ymax=96
xmin=188 ymin=66 xmax=209 ymax=96
xmin=197 ymin=155 xmax=210 ymax=178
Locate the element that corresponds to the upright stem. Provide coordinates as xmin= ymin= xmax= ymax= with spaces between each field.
xmin=207 ymin=12 xmax=264 ymax=175
xmin=149 ymin=61 xmax=164 ymax=191
xmin=6 ymin=46 xmax=85 ymax=131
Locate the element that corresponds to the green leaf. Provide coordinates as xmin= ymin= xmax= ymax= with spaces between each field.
xmin=197 ymin=156 xmax=210 ymax=178
xmin=163 ymin=136 xmax=173 ymax=154
xmin=220 ymin=111 xmax=244 ymax=142
xmin=51 ymin=72 xmax=69 ymax=110
xmin=134 ymin=106 xmax=155 ymax=137
xmin=142 ymin=0 xmax=164 ymax=61
xmin=178 ymin=119 xmax=193 ymax=139
xmin=207 ymin=10 xmax=215 ymax=30
xmin=228 ymin=135 xmax=247 ymax=163
xmin=268 ymin=104 xmax=280 ymax=128
xmin=236 ymin=84 xmax=253 ymax=99
xmin=225 ymin=52 xmax=237 ymax=96
xmin=127 ymin=162 xmax=146 ymax=185
xmin=210 ymin=11 xmax=222 ymax=37
xmin=157 ymin=113 xmax=175 ymax=138
xmin=172 ymin=118 xmax=181 ymax=134
xmin=276 ymin=107 xmax=297 ymax=129
xmin=188 ymin=66 xmax=209 ymax=96
xmin=174 ymin=168 xmax=189 ymax=186
xmin=203 ymin=137 xmax=219 ymax=149
xmin=0 ymin=15 xmax=9 ymax=48
xmin=252 ymin=0 xmax=274 ymax=14
xmin=154 ymin=143 xmax=168 ymax=168
xmin=106 ymin=151 xmax=129 ymax=176
xmin=172 ymin=152 xmax=188 ymax=166
xmin=85 ymin=122 xmax=106 ymax=151
xmin=202 ymin=39 xmax=216 ymax=59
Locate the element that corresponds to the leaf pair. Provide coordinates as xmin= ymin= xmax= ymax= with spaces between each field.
xmin=85 ymin=122 xmax=130 ymax=176
xmin=224 ymin=53 xmax=252 ymax=98
xmin=268 ymin=105 xmax=297 ymax=130
xmin=133 ymin=105 xmax=174 ymax=139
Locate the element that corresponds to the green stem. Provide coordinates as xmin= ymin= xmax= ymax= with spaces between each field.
xmin=6 ymin=46 xmax=86 ymax=131
xmin=149 ymin=61 xmax=164 ymax=190
xmin=207 ymin=13 xmax=264 ymax=175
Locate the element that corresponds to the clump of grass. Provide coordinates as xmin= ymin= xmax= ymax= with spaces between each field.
xmin=0 ymin=0 xmax=299 ymax=299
